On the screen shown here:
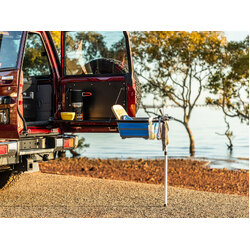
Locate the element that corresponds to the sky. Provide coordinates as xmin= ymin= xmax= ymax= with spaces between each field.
xmin=142 ymin=31 xmax=249 ymax=106
xmin=224 ymin=31 xmax=248 ymax=41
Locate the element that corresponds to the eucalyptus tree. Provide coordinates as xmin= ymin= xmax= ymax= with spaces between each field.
xmin=206 ymin=36 xmax=249 ymax=151
xmin=131 ymin=31 xmax=227 ymax=155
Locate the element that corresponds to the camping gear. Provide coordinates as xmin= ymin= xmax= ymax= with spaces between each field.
xmin=70 ymin=90 xmax=92 ymax=121
xmin=113 ymin=105 xmax=172 ymax=206
xmin=117 ymin=118 xmax=160 ymax=139
xmin=61 ymin=112 xmax=76 ymax=121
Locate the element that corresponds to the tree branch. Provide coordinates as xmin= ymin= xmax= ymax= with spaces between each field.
xmin=188 ymin=79 xmax=203 ymax=119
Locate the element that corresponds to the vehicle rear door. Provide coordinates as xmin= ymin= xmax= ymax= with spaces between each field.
xmin=0 ymin=31 xmax=26 ymax=139
xmin=57 ymin=31 xmax=136 ymax=133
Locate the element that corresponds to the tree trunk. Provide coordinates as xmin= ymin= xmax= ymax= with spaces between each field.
xmin=184 ymin=123 xmax=195 ymax=156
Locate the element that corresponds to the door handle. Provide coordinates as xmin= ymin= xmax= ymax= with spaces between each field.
xmin=1 ymin=75 xmax=14 ymax=84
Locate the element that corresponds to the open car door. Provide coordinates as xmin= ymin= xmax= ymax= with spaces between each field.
xmin=0 ymin=31 xmax=26 ymax=139
xmin=57 ymin=31 xmax=139 ymax=133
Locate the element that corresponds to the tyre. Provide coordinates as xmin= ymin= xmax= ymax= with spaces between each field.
xmin=85 ymin=58 xmax=141 ymax=111
xmin=0 ymin=170 xmax=12 ymax=189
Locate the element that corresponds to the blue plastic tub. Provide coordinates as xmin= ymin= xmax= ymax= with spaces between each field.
xmin=117 ymin=120 xmax=160 ymax=139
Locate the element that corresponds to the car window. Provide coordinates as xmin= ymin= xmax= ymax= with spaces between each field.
xmin=0 ymin=31 xmax=22 ymax=70
xmin=22 ymin=33 xmax=51 ymax=76
xmin=65 ymin=31 xmax=128 ymax=75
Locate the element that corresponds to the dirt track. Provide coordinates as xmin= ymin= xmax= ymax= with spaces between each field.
xmin=0 ymin=172 xmax=248 ymax=218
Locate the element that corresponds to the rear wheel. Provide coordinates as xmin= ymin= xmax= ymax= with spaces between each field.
xmin=85 ymin=58 xmax=141 ymax=111
xmin=0 ymin=170 xmax=12 ymax=189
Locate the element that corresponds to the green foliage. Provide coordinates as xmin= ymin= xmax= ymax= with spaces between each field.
xmin=131 ymin=32 xmax=226 ymax=112
xmin=22 ymin=33 xmax=51 ymax=76
xmin=131 ymin=31 xmax=227 ymax=155
xmin=50 ymin=31 xmax=61 ymax=57
xmin=50 ymin=31 xmax=127 ymax=62
xmin=64 ymin=31 xmax=127 ymax=75
xmin=206 ymin=36 xmax=249 ymax=124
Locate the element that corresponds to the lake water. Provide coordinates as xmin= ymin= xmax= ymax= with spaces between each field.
xmin=73 ymin=107 xmax=249 ymax=170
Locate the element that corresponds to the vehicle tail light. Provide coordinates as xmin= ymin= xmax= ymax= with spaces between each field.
xmin=0 ymin=144 xmax=8 ymax=155
xmin=64 ymin=138 xmax=74 ymax=148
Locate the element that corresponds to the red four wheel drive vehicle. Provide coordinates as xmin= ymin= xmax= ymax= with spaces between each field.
xmin=0 ymin=31 xmax=141 ymax=188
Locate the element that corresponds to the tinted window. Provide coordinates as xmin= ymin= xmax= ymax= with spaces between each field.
xmin=65 ymin=31 xmax=128 ymax=75
xmin=0 ymin=31 xmax=22 ymax=69
xmin=22 ymin=33 xmax=51 ymax=76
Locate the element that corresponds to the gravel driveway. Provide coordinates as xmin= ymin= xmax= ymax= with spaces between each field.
xmin=0 ymin=172 xmax=248 ymax=218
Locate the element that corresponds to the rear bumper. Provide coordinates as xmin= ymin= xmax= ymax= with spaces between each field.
xmin=0 ymin=135 xmax=78 ymax=167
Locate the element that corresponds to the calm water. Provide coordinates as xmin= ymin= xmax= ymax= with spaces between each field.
xmin=72 ymin=107 xmax=249 ymax=170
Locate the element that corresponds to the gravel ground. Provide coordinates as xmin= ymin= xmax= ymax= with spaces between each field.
xmin=0 ymin=172 xmax=248 ymax=218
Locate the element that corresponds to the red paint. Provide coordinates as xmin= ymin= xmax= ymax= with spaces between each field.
xmin=82 ymin=92 xmax=92 ymax=97
xmin=64 ymin=139 xmax=70 ymax=148
xmin=0 ymin=70 xmax=21 ymax=139
xmin=0 ymin=144 xmax=7 ymax=155
xmin=27 ymin=127 xmax=60 ymax=134
xmin=0 ymin=31 xmax=137 ymax=138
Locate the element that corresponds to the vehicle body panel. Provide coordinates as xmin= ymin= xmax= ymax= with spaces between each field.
xmin=0 ymin=31 xmax=137 ymax=139
xmin=0 ymin=32 xmax=25 ymax=139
